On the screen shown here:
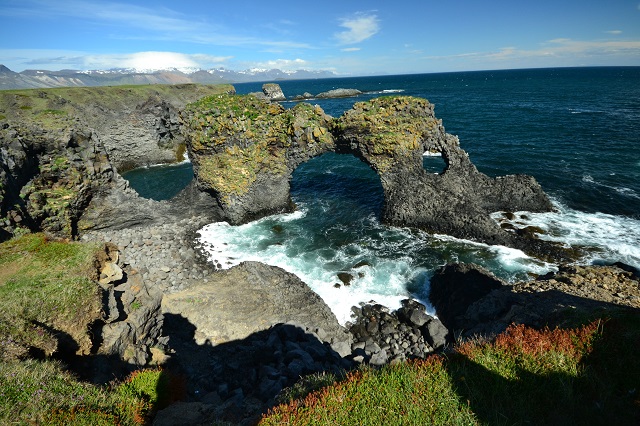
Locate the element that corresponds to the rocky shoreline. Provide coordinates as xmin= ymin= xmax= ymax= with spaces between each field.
xmin=2 ymin=83 xmax=639 ymax=425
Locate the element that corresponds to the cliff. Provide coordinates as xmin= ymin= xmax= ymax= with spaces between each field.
xmin=0 ymin=84 xmax=233 ymax=239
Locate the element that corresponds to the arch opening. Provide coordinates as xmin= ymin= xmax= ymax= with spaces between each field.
xmin=290 ymin=152 xmax=385 ymax=223
xmin=422 ymin=151 xmax=448 ymax=175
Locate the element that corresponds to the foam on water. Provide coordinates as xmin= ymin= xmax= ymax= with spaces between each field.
xmin=492 ymin=201 xmax=640 ymax=269
xmin=197 ymin=208 xmax=556 ymax=324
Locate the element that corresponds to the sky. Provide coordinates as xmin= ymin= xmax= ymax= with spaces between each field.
xmin=1 ymin=0 xmax=640 ymax=75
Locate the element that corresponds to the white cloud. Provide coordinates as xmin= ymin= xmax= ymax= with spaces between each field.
xmin=605 ymin=30 xmax=622 ymax=35
xmin=87 ymin=52 xmax=233 ymax=70
xmin=335 ymin=13 xmax=380 ymax=45
xmin=425 ymin=38 xmax=640 ymax=68
xmin=341 ymin=47 xmax=361 ymax=52
xmin=250 ymin=58 xmax=309 ymax=71
xmin=0 ymin=49 xmax=233 ymax=71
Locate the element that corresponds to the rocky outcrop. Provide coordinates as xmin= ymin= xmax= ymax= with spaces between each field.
xmin=184 ymin=94 xmax=556 ymax=254
xmin=429 ymin=263 xmax=505 ymax=331
xmin=261 ymin=83 xmax=286 ymax=101
xmin=0 ymin=123 xmax=113 ymax=239
xmin=316 ymin=88 xmax=362 ymax=98
xmin=161 ymin=261 xmax=352 ymax=356
xmin=0 ymin=84 xmax=236 ymax=241
xmin=333 ymin=96 xmax=555 ymax=253
xmin=429 ymin=262 xmax=640 ymax=338
xmin=183 ymin=94 xmax=335 ymax=224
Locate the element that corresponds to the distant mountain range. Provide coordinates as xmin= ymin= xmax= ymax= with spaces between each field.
xmin=0 ymin=65 xmax=337 ymax=90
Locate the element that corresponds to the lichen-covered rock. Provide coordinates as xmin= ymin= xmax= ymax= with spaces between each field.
xmin=183 ymin=94 xmax=335 ymax=224
xmin=183 ymin=94 xmax=558 ymax=255
xmin=333 ymin=96 xmax=556 ymax=253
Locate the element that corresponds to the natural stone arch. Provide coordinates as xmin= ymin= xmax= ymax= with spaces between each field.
xmin=183 ymin=94 xmax=555 ymax=253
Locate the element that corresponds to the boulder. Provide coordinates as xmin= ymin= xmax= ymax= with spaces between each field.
xmin=429 ymin=263 xmax=505 ymax=331
xmin=262 ymin=83 xmax=286 ymax=101
xmin=161 ymin=261 xmax=352 ymax=355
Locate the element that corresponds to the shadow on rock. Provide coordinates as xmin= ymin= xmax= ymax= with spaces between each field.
xmin=154 ymin=314 xmax=353 ymax=425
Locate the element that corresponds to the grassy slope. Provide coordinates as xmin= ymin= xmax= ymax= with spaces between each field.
xmin=262 ymin=315 xmax=640 ymax=425
xmin=0 ymin=234 xmax=179 ymax=425
xmin=0 ymin=83 xmax=235 ymax=131
xmin=0 ymin=233 xmax=102 ymax=359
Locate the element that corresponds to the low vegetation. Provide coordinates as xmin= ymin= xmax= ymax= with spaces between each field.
xmin=184 ymin=94 xmax=334 ymax=201
xmin=0 ymin=233 xmax=102 ymax=359
xmin=1 ymin=224 xmax=638 ymax=425
xmin=262 ymin=315 xmax=640 ymax=425
xmin=333 ymin=96 xmax=440 ymax=173
xmin=0 ymin=234 xmax=180 ymax=425
xmin=0 ymin=360 xmax=176 ymax=425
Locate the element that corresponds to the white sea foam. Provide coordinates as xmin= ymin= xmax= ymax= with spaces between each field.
xmin=492 ymin=202 xmax=640 ymax=269
xmin=196 ymin=216 xmax=419 ymax=323
xmin=196 ymin=206 xmax=558 ymax=325
xmin=580 ymin=174 xmax=640 ymax=200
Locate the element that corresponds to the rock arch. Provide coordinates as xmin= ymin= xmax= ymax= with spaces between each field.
xmin=183 ymin=94 xmax=554 ymax=251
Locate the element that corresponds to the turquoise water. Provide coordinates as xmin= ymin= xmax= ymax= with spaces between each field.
xmin=121 ymin=161 xmax=193 ymax=200
xmin=126 ymin=67 xmax=640 ymax=323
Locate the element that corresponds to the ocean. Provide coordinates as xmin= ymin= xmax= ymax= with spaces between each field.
xmin=124 ymin=67 xmax=640 ymax=324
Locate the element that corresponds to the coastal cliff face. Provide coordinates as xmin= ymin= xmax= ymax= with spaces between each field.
xmin=334 ymin=96 xmax=555 ymax=248
xmin=184 ymin=94 xmax=555 ymax=251
xmin=0 ymin=84 xmax=232 ymax=240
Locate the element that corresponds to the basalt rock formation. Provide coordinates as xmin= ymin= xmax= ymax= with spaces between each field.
xmin=183 ymin=94 xmax=335 ymax=224
xmin=184 ymin=94 xmax=555 ymax=253
xmin=0 ymin=84 xmax=233 ymax=240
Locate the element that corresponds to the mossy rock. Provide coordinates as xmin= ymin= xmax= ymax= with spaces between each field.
xmin=184 ymin=95 xmax=334 ymax=202
xmin=334 ymin=96 xmax=441 ymax=173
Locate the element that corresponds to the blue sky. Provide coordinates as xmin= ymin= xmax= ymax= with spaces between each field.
xmin=1 ymin=0 xmax=639 ymax=75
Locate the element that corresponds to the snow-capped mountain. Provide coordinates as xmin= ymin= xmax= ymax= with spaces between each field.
xmin=0 ymin=65 xmax=336 ymax=90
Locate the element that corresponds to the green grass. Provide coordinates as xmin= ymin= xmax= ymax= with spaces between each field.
xmin=0 ymin=234 xmax=184 ymax=425
xmin=262 ymin=315 xmax=640 ymax=425
xmin=0 ymin=359 xmax=174 ymax=425
xmin=0 ymin=233 xmax=102 ymax=359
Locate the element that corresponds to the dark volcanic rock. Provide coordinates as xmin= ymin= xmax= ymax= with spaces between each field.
xmin=333 ymin=96 xmax=555 ymax=255
xmin=428 ymin=263 xmax=640 ymax=339
xmin=347 ymin=299 xmax=450 ymax=365
xmin=429 ymin=263 xmax=505 ymax=331
xmin=184 ymin=94 xmax=557 ymax=256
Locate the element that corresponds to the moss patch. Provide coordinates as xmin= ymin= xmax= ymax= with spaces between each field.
xmin=334 ymin=96 xmax=440 ymax=173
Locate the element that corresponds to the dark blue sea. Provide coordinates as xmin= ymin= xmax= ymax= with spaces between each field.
xmin=126 ymin=67 xmax=640 ymax=323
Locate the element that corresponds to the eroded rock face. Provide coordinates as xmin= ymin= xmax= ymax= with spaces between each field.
xmin=183 ymin=94 xmax=335 ymax=224
xmin=184 ymin=94 xmax=555 ymax=252
xmin=334 ymin=96 xmax=554 ymax=249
